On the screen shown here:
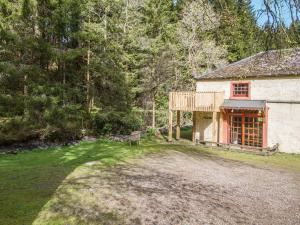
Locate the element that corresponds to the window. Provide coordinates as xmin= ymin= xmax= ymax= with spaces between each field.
xmin=231 ymin=82 xmax=250 ymax=98
xmin=229 ymin=114 xmax=263 ymax=148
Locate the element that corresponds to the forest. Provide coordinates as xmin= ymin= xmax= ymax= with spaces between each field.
xmin=0 ymin=0 xmax=299 ymax=145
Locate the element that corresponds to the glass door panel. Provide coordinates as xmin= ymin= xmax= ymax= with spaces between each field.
xmin=229 ymin=114 xmax=263 ymax=147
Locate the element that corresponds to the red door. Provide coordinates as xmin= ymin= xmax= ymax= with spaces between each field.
xmin=229 ymin=112 xmax=264 ymax=147
xmin=230 ymin=115 xmax=243 ymax=145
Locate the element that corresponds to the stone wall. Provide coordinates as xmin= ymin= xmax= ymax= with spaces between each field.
xmin=267 ymin=102 xmax=300 ymax=153
xmin=195 ymin=76 xmax=300 ymax=153
xmin=196 ymin=77 xmax=300 ymax=101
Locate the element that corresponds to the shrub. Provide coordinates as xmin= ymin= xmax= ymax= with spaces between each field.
xmin=0 ymin=104 xmax=86 ymax=145
xmin=42 ymin=105 xmax=85 ymax=142
xmin=146 ymin=127 xmax=156 ymax=137
xmin=0 ymin=117 xmax=38 ymax=145
xmin=92 ymin=110 xmax=143 ymax=135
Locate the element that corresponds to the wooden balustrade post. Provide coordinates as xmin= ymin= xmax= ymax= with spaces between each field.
xmin=212 ymin=111 xmax=218 ymax=143
xmin=192 ymin=112 xmax=196 ymax=143
xmin=168 ymin=110 xmax=173 ymax=142
xmin=168 ymin=92 xmax=173 ymax=142
xmin=219 ymin=112 xmax=224 ymax=143
xmin=167 ymin=91 xmax=225 ymax=144
xmin=176 ymin=111 xmax=181 ymax=140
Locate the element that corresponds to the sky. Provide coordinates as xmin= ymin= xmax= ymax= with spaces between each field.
xmin=172 ymin=0 xmax=296 ymax=27
xmin=251 ymin=0 xmax=294 ymax=26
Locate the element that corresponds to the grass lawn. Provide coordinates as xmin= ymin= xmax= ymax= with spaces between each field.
xmin=0 ymin=137 xmax=300 ymax=225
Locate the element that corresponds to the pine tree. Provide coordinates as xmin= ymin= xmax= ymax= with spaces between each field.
xmin=0 ymin=0 xmax=297 ymax=144
xmin=137 ymin=0 xmax=177 ymax=127
xmin=211 ymin=0 xmax=262 ymax=62
xmin=288 ymin=20 xmax=300 ymax=46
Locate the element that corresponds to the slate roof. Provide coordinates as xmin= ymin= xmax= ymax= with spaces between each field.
xmin=220 ymin=100 xmax=266 ymax=110
xmin=195 ymin=48 xmax=300 ymax=80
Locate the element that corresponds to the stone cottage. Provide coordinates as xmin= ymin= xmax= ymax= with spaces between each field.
xmin=168 ymin=48 xmax=300 ymax=153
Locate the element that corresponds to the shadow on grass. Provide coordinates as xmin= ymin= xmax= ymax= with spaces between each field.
xmin=0 ymin=139 xmax=161 ymax=225
xmin=34 ymin=159 xmax=245 ymax=225
xmin=1 ymin=136 xmax=299 ymax=225
xmin=161 ymin=126 xmax=193 ymax=142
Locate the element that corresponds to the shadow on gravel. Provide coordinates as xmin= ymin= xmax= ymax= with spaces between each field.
xmin=34 ymin=149 xmax=300 ymax=225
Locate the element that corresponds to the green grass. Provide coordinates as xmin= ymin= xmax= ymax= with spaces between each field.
xmin=0 ymin=136 xmax=299 ymax=225
xmin=0 ymin=139 xmax=161 ymax=225
xmin=177 ymin=126 xmax=193 ymax=140
xmin=170 ymin=127 xmax=300 ymax=172
xmin=189 ymin=145 xmax=300 ymax=172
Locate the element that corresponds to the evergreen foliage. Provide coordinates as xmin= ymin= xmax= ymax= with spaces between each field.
xmin=0 ymin=0 xmax=298 ymax=144
xmin=210 ymin=0 xmax=263 ymax=62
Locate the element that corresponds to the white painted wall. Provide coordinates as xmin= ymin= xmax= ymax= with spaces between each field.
xmin=267 ymin=103 xmax=300 ymax=153
xmin=197 ymin=80 xmax=231 ymax=98
xmin=196 ymin=77 xmax=300 ymax=101
xmin=194 ymin=112 xmax=213 ymax=142
xmin=195 ymin=77 xmax=300 ymax=153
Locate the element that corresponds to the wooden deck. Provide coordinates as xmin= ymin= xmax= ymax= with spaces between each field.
xmin=169 ymin=91 xmax=224 ymax=112
xmin=168 ymin=91 xmax=224 ymax=142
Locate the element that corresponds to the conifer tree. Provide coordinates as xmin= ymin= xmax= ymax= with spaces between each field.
xmin=211 ymin=0 xmax=262 ymax=61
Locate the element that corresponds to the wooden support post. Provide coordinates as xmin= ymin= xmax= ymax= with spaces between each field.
xmin=242 ymin=115 xmax=245 ymax=146
xmin=168 ymin=110 xmax=173 ymax=142
xmin=219 ymin=112 xmax=224 ymax=143
xmin=176 ymin=111 xmax=180 ymax=140
xmin=192 ymin=112 xmax=196 ymax=143
xmin=212 ymin=111 xmax=218 ymax=143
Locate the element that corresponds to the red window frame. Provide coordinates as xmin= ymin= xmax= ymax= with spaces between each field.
xmin=222 ymin=108 xmax=268 ymax=148
xmin=230 ymin=82 xmax=251 ymax=99
xmin=229 ymin=113 xmax=264 ymax=147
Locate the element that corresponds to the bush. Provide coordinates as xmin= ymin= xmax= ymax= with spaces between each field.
xmin=92 ymin=110 xmax=143 ymax=135
xmin=0 ymin=103 xmax=143 ymax=145
xmin=146 ymin=127 xmax=156 ymax=137
xmin=42 ymin=105 xmax=85 ymax=142
xmin=0 ymin=117 xmax=39 ymax=145
xmin=0 ymin=104 xmax=86 ymax=145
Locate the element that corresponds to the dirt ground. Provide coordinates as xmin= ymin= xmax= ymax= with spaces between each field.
xmin=36 ymin=150 xmax=300 ymax=225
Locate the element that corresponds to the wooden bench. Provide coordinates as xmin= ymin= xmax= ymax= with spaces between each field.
xmin=129 ymin=131 xmax=141 ymax=146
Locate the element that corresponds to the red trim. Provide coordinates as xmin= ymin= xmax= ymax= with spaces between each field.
xmin=227 ymin=113 xmax=230 ymax=144
xmin=263 ymin=107 xmax=269 ymax=148
xmin=230 ymin=81 xmax=251 ymax=100
xmin=222 ymin=109 xmax=268 ymax=148
xmin=222 ymin=111 xmax=228 ymax=144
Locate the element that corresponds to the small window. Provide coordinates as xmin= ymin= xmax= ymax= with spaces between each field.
xmin=232 ymin=83 xmax=249 ymax=97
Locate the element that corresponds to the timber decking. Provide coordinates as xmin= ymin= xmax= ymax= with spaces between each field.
xmin=169 ymin=91 xmax=224 ymax=112
xmin=168 ymin=91 xmax=224 ymax=142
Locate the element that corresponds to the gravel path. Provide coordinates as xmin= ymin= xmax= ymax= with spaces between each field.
xmin=41 ymin=150 xmax=300 ymax=225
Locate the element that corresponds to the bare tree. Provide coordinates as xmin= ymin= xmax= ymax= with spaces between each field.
xmin=177 ymin=0 xmax=227 ymax=78
xmin=257 ymin=0 xmax=300 ymax=48
xmin=260 ymin=0 xmax=299 ymax=27
xmin=140 ymin=45 xmax=177 ymax=128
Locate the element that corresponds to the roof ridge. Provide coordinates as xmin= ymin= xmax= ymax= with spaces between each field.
xmin=198 ymin=51 xmax=265 ymax=78
xmin=195 ymin=47 xmax=300 ymax=80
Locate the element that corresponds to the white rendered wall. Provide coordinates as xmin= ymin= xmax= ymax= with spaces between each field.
xmin=267 ymin=103 xmax=300 ymax=153
xmin=194 ymin=112 xmax=213 ymax=142
xmin=197 ymin=80 xmax=231 ymax=98
xmin=196 ymin=77 xmax=300 ymax=153
xmin=196 ymin=78 xmax=300 ymax=101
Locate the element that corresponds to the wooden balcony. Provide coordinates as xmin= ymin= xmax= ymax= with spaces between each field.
xmin=168 ymin=91 xmax=224 ymax=142
xmin=169 ymin=91 xmax=224 ymax=112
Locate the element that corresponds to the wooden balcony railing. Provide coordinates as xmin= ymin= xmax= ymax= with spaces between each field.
xmin=169 ymin=91 xmax=224 ymax=112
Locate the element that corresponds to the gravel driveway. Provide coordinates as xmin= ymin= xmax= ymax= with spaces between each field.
xmin=36 ymin=150 xmax=300 ymax=225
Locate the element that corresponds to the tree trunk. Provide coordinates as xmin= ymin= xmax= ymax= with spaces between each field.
xmin=23 ymin=74 xmax=28 ymax=116
xmin=86 ymin=14 xmax=93 ymax=112
xmin=104 ymin=13 xmax=107 ymax=40
xmin=124 ymin=0 xmax=129 ymax=33
xmin=62 ymin=58 xmax=66 ymax=107
xmin=152 ymin=94 xmax=156 ymax=128
xmin=86 ymin=43 xmax=91 ymax=112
